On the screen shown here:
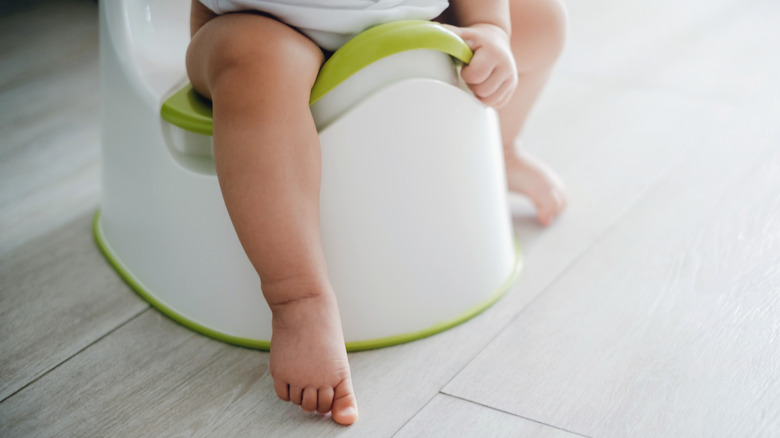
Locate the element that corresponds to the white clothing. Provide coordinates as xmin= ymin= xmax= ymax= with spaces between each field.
xmin=198 ymin=0 xmax=449 ymax=51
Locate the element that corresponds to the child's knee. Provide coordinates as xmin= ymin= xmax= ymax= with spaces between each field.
xmin=510 ymin=0 xmax=568 ymax=71
xmin=537 ymin=0 xmax=567 ymax=60
xmin=187 ymin=14 xmax=324 ymax=98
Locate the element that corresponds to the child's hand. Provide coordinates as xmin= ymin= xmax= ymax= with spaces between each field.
xmin=445 ymin=23 xmax=518 ymax=108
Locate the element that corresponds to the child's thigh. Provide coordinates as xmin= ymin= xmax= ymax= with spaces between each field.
xmin=508 ymin=0 xmax=567 ymax=53
xmin=186 ymin=12 xmax=325 ymax=100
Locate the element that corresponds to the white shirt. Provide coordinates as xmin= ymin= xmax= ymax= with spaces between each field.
xmin=199 ymin=0 xmax=450 ymax=50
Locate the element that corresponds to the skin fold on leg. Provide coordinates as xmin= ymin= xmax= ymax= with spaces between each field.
xmin=186 ymin=5 xmax=358 ymax=425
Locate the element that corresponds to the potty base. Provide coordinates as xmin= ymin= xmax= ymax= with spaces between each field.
xmin=94 ymin=211 xmax=522 ymax=352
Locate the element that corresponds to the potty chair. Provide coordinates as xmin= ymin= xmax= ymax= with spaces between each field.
xmin=96 ymin=0 xmax=521 ymax=351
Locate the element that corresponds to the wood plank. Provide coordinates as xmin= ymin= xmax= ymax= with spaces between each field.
xmin=394 ymin=394 xmax=583 ymax=438
xmin=0 ymin=306 xmax=584 ymax=437
xmin=3 ymin=0 xmax=778 ymax=435
xmin=0 ymin=49 xmax=99 ymax=185
xmin=0 ymin=80 xmax=745 ymax=436
xmin=0 ymin=213 xmax=148 ymax=401
xmin=0 ymin=0 xmax=97 ymax=90
xmin=559 ymin=0 xmax=777 ymax=104
xmin=443 ymin=111 xmax=778 ymax=436
xmin=0 ymin=156 xmax=100 ymax=258
xmin=0 ymin=310 xmax=279 ymax=437
xmin=0 ymin=0 xmax=100 ymax=256
xmin=641 ymin=0 xmax=780 ymax=111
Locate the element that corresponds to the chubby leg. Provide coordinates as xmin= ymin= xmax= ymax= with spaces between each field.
xmin=186 ymin=8 xmax=357 ymax=425
xmin=500 ymin=0 xmax=568 ymax=225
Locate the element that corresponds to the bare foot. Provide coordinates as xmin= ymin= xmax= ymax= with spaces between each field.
xmin=504 ymin=148 xmax=567 ymax=226
xmin=268 ymin=289 xmax=358 ymax=425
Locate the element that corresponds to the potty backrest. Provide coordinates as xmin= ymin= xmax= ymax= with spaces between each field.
xmin=101 ymin=0 xmax=190 ymax=101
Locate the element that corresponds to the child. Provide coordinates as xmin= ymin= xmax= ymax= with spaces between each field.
xmin=186 ymin=0 xmax=567 ymax=426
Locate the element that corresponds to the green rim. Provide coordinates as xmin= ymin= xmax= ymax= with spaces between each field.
xmin=93 ymin=210 xmax=522 ymax=352
xmin=159 ymin=20 xmax=472 ymax=135
xmin=345 ymin=246 xmax=522 ymax=352
xmin=93 ymin=211 xmax=271 ymax=349
xmin=160 ymin=85 xmax=215 ymax=136
xmin=309 ymin=20 xmax=472 ymax=104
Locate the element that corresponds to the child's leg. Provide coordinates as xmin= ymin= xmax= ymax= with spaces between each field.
xmin=186 ymin=9 xmax=358 ymax=425
xmin=499 ymin=0 xmax=568 ymax=225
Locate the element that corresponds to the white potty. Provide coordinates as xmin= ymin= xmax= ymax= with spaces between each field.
xmin=96 ymin=0 xmax=521 ymax=351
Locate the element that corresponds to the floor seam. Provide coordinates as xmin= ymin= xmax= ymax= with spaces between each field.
xmin=439 ymin=392 xmax=592 ymax=438
xmin=389 ymin=392 xmax=441 ymax=438
xmin=435 ymin=108 xmax=777 ymax=438
xmin=0 ymin=306 xmax=150 ymax=405
xmin=437 ymin=145 xmax=688 ymax=394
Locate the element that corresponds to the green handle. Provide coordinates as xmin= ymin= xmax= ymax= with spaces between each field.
xmin=309 ymin=20 xmax=473 ymax=105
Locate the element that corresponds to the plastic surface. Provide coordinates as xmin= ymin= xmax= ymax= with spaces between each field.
xmin=99 ymin=0 xmax=519 ymax=349
xmin=95 ymin=210 xmax=521 ymax=351
xmin=159 ymin=20 xmax=472 ymax=135
xmin=310 ymin=20 xmax=472 ymax=104
xmin=160 ymin=85 xmax=214 ymax=136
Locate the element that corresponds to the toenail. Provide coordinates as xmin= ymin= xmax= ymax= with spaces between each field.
xmin=340 ymin=406 xmax=356 ymax=416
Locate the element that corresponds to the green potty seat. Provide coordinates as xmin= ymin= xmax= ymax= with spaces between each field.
xmin=160 ymin=20 xmax=473 ymax=136
xmin=99 ymin=11 xmax=520 ymax=352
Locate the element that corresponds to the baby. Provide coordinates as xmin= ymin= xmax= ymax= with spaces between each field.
xmin=186 ymin=0 xmax=567 ymax=426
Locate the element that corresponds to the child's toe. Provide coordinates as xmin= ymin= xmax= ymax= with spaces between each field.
xmin=289 ymin=385 xmax=304 ymax=405
xmin=301 ymin=386 xmax=318 ymax=412
xmin=317 ymin=386 xmax=334 ymax=414
xmin=274 ymin=379 xmax=290 ymax=401
xmin=331 ymin=379 xmax=358 ymax=425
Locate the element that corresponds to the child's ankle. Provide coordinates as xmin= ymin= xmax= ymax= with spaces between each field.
xmin=262 ymin=274 xmax=334 ymax=311
xmin=266 ymin=284 xmax=341 ymax=331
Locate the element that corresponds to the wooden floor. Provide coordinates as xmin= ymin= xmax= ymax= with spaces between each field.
xmin=2 ymin=0 xmax=779 ymax=436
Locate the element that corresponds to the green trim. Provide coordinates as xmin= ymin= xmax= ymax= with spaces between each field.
xmin=309 ymin=20 xmax=472 ymax=105
xmin=160 ymin=85 xmax=214 ymax=136
xmin=93 ymin=210 xmax=521 ymax=352
xmin=344 ymin=246 xmax=522 ymax=352
xmin=159 ymin=20 xmax=472 ymax=134
xmin=93 ymin=211 xmax=270 ymax=349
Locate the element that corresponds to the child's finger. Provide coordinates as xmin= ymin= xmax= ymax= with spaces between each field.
xmin=468 ymin=66 xmax=508 ymax=99
xmin=476 ymin=73 xmax=517 ymax=108
xmin=460 ymin=49 xmax=495 ymax=85
xmin=490 ymin=78 xmax=516 ymax=108
xmin=461 ymin=64 xmax=495 ymax=87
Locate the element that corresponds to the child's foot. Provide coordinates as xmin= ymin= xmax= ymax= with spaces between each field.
xmin=504 ymin=148 xmax=567 ymax=226
xmin=268 ymin=288 xmax=358 ymax=425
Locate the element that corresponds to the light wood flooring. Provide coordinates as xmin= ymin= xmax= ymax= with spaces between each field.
xmin=1 ymin=0 xmax=779 ymax=436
